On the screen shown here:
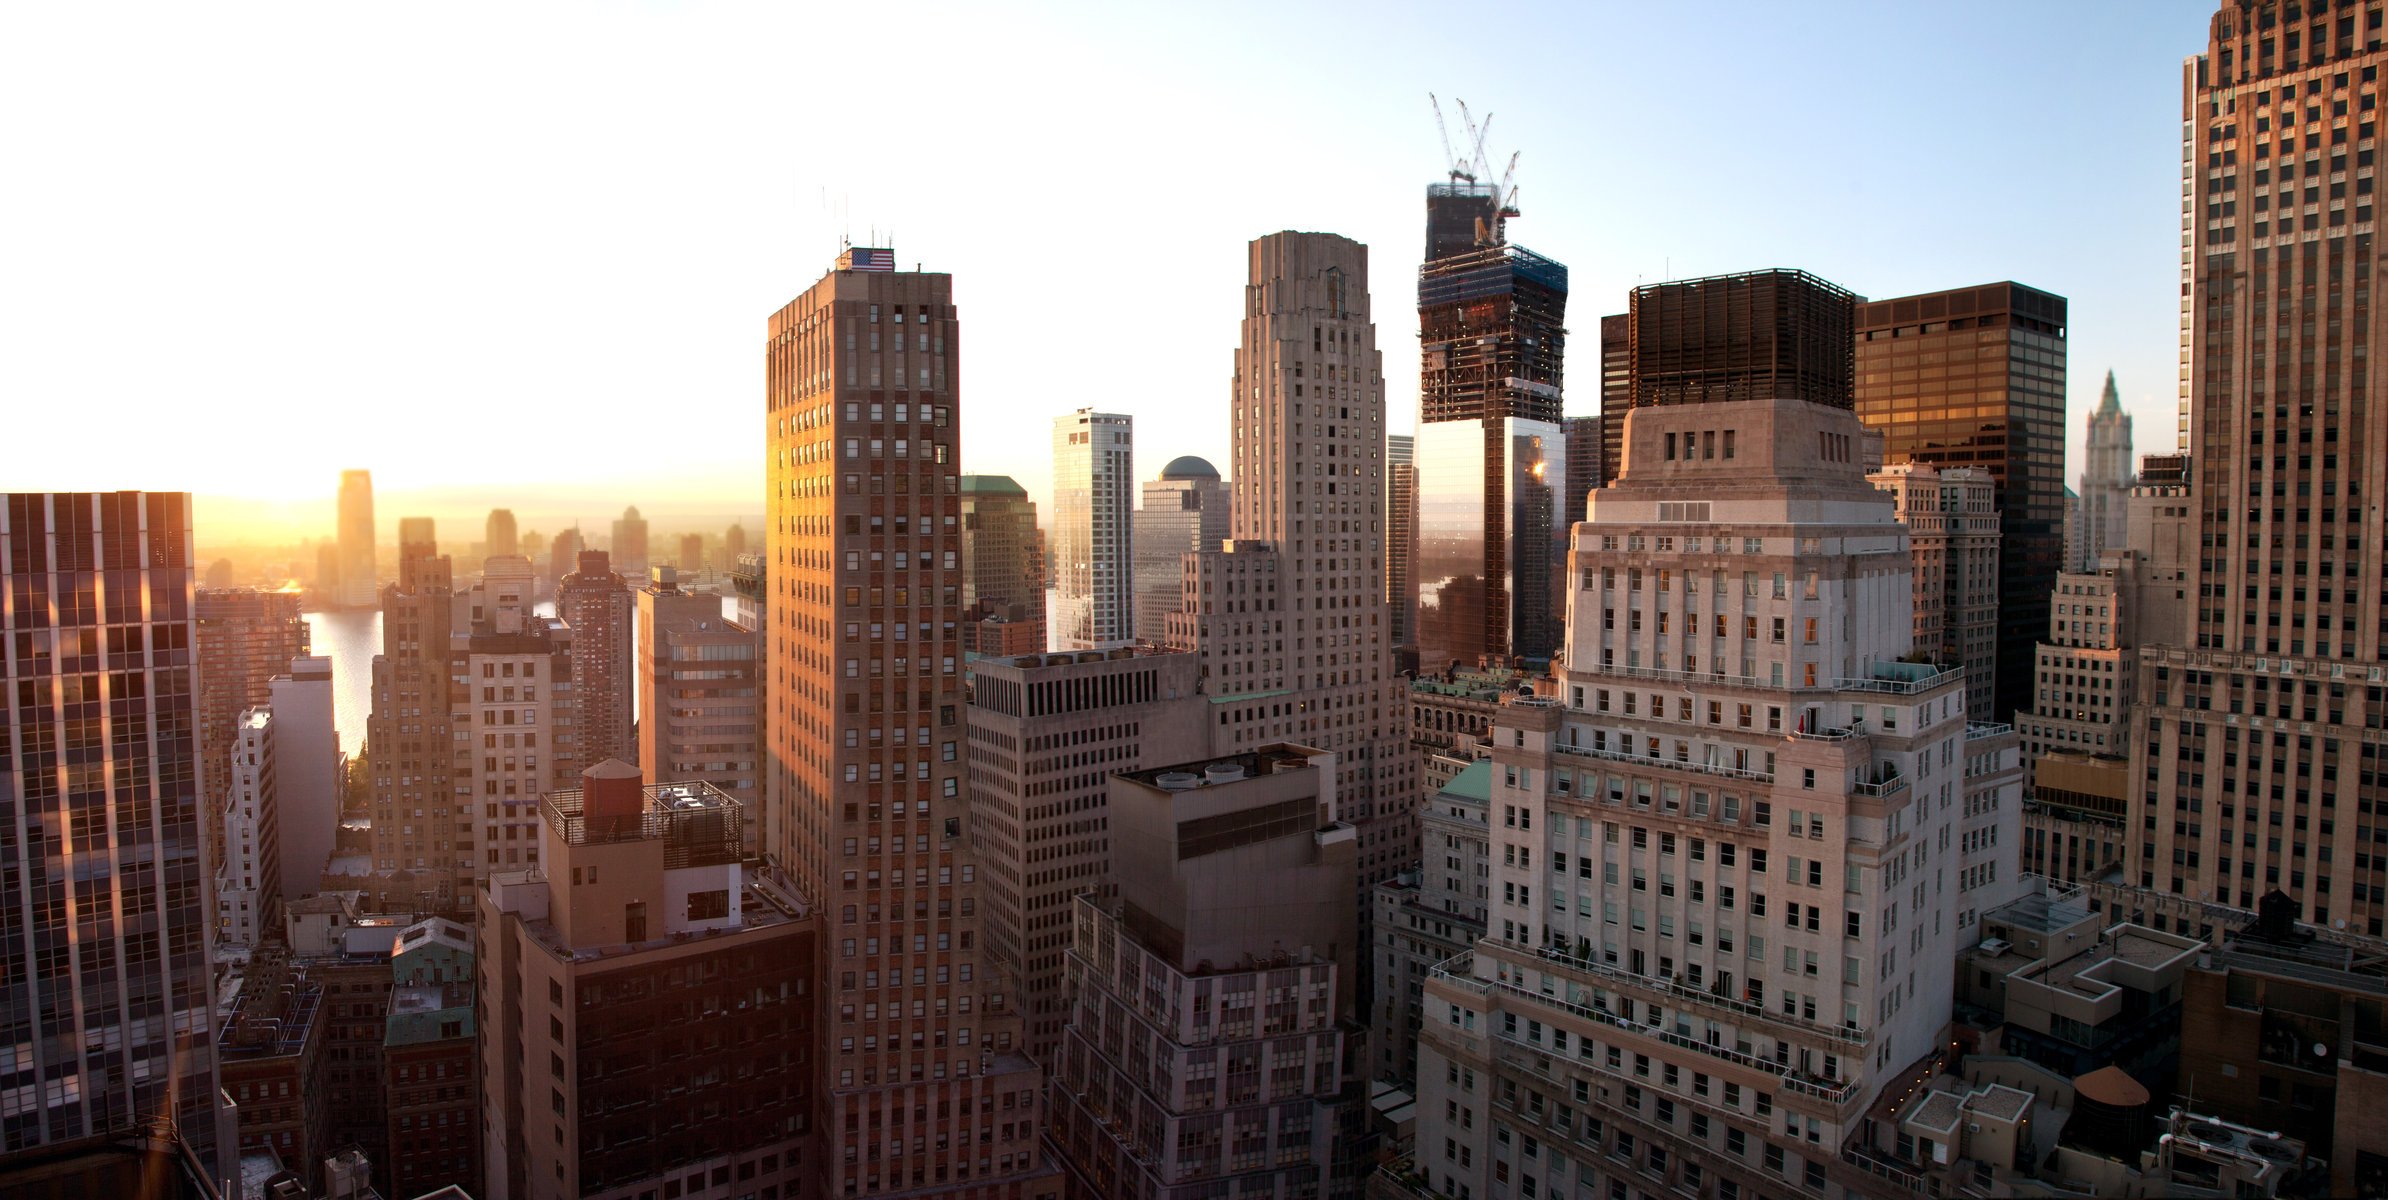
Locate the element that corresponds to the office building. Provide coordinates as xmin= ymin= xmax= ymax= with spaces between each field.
xmin=762 ymin=247 xmax=1059 ymax=1198
xmin=0 ymin=493 xmax=222 ymax=1172
xmin=963 ymin=648 xmax=1210 ymax=1063
xmin=454 ymin=593 xmax=581 ymax=890
xmin=678 ymin=532 xmax=706 ymax=575
xmin=195 ymin=586 xmax=311 ymax=876
xmin=1412 ymin=395 xmax=2024 ymax=1200
xmin=959 ymin=475 xmax=1048 ymax=657
xmin=1629 ymin=269 xmax=1855 ymax=410
xmin=1048 ymin=745 xmax=1368 ymax=1199
xmin=1599 ymin=311 xmax=1629 ymax=485
xmin=212 ymin=662 xmax=337 ymax=946
xmin=1413 ymin=416 xmax=1567 ymax=670
xmin=610 ymin=505 xmax=650 ymax=580
xmin=2075 ymin=371 xmax=2136 ymax=571
xmin=383 ymin=917 xmax=479 ymax=1200
xmin=269 ymin=657 xmax=339 ymax=900
xmin=1564 ymin=414 xmax=1601 ymax=518
xmin=1408 ymin=664 xmax=1533 ymax=792
xmin=367 ymin=527 xmax=461 ymax=907
xmin=337 ymin=469 xmax=377 ymax=609
xmin=217 ymin=709 xmax=281 ymax=949
xmin=726 ymin=522 xmax=748 ymax=560
xmin=1415 ymin=176 xmax=1570 ymax=668
xmin=554 ymin=550 xmax=633 ymax=768
xmin=1051 ymin=409 xmax=1134 ymax=650
xmin=1131 ymin=456 xmax=1229 ymax=646
xmin=1186 ymin=232 xmax=1418 ymax=946
xmin=637 ymin=566 xmax=760 ymax=850
xmin=730 ymin=550 xmax=767 ymax=632
xmin=546 ymin=526 xmax=583 ymax=596
xmin=1369 ymin=759 xmax=1490 ymax=1087
xmin=2132 ymin=3 xmax=2388 ymax=934
xmin=478 ymin=764 xmax=818 ymax=1200
xmin=1388 ymin=434 xmax=1418 ymax=657
xmin=1868 ymin=463 xmax=2001 ymax=718
xmin=485 ymin=509 xmax=517 ymax=568
xmin=1854 ymin=281 xmax=2068 ymax=722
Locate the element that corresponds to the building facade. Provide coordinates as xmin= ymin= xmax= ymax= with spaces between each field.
xmin=383 ymin=917 xmax=479 ymax=1200
xmin=1370 ymin=759 xmax=1490 ymax=1087
xmin=963 ymin=648 xmax=1211 ymax=1064
xmin=1629 ymin=270 xmax=1855 ymax=412
xmin=1411 ymin=397 xmax=2024 ymax=1200
xmin=554 ymin=549 xmax=634 ymax=769
xmin=1132 ymin=457 xmax=1229 ymax=648
xmin=1051 ymin=409 xmax=1135 ymax=651
xmin=368 ymin=534 xmax=462 ymax=903
xmin=0 ymin=493 xmax=222 ymax=1170
xmin=762 ymin=248 xmax=1059 ymax=1199
xmin=2075 ymin=371 xmax=2136 ymax=572
xmin=638 ymin=565 xmax=761 ymax=851
xmin=1387 ymin=434 xmax=1417 ymax=657
xmin=218 ymin=708 xmax=282 ymax=949
xmin=195 ymin=587 xmax=311 ymax=867
xmin=1867 ymin=463 xmax=2001 ymax=718
xmin=1853 ymin=281 xmax=2068 ymax=723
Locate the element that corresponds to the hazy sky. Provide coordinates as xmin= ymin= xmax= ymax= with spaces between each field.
xmin=3 ymin=2 xmax=2200 ymax=544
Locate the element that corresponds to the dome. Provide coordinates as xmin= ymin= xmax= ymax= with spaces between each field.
xmin=1160 ymin=455 xmax=1220 ymax=481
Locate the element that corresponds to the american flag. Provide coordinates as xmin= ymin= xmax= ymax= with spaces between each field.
xmin=846 ymin=246 xmax=894 ymax=272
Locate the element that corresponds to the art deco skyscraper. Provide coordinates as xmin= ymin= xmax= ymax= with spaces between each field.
xmin=0 ymin=493 xmax=222 ymax=1172
xmin=554 ymin=550 xmax=633 ymax=767
xmin=2135 ymin=2 xmax=2388 ymax=935
xmin=1050 ymin=409 xmax=1133 ymax=650
xmin=764 ymin=246 xmax=1056 ymax=1199
xmin=1853 ymin=281 xmax=2068 ymax=722
xmin=1194 ymin=231 xmax=1417 ymax=917
xmin=336 ymin=468 xmax=376 ymax=609
xmin=2076 ymin=370 xmax=2136 ymax=570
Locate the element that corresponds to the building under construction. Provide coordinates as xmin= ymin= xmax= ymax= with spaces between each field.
xmin=1418 ymin=223 xmax=1569 ymax=424
xmin=1627 ymin=268 xmax=1856 ymax=411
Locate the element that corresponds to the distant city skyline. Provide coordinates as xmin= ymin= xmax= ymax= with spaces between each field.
xmin=6 ymin=2 xmax=2196 ymax=538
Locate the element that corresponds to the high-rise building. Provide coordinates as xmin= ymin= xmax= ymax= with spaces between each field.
xmin=959 ymin=475 xmax=1048 ymax=657
xmin=730 ymin=551 xmax=767 ymax=632
xmin=337 ymin=469 xmax=377 ymax=609
xmin=478 ymin=764 xmax=817 ymax=1200
xmin=611 ymin=505 xmax=650 ymax=580
xmin=217 ymin=708 xmax=282 ymax=949
xmin=368 ymin=525 xmax=460 ymax=908
xmin=0 ymin=492 xmax=223 ymax=1173
xmin=1131 ymin=456 xmax=1229 ymax=646
xmin=763 ymin=247 xmax=1058 ymax=1199
xmin=1050 ymin=409 xmax=1134 ymax=650
xmin=1414 ymin=176 xmax=1570 ymax=670
xmin=1413 ymin=415 xmax=1567 ymax=670
xmin=962 ymin=648 xmax=1210 ymax=1063
xmin=485 ymin=508 xmax=517 ymax=570
xmin=1599 ymin=311 xmax=1630 ymax=485
xmin=1412 ymin=394 xmax=2025 ymax=1200
xmin=1186 ymin=231 xmax=1418 ymax=968
xmin=2076 ymin=370 xmax=2136 ymax=571
xmin=554 ymin=550 xmax=633 ymax=769
xmin=725 ymin=521 xmax=748 ymax=560
xmin=1388 ymin=433 xmax=1418 ymax=656
xmin=546 ymin=526 xmax=583 ymax=596
xmin=268 ymin=656 xmax=339 ymax=903
xmin=679 ymin=532 xmax=706 ymax=575
xmin=1854 ymin=281 xmax=2068 ymax=722
xmin=452 ymin=580 xmax=580 ymax=891
xmin=1368 ymin=758 xmax=1490 ymax=1087
xmin=398 ymin=515 xmax=436 ymax=563
xmin=1868 ymin=463 xmax=2001 ymax=718
xmin=1564 ymin=413 xmax=1602 ymax=517
xmin=2132 ymin=1 xmax=2388 ymax=934
xmin=1630 ymin=269 xmax=1855 ymax=411
xmin=638 ymin=566 xmax=760 ymax=851
xmin=1048 ymin=745 xmax=1369 ymax=1198
xmin=195 ymin=587 xmax=311 ymax=873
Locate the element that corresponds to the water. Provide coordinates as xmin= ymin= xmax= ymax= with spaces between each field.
xmin=303 ymin=609 xmax=381 ymax=761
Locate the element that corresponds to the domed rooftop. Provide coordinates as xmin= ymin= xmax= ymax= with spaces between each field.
xmin=1160 ymin=455 xmax=1220 ymax=481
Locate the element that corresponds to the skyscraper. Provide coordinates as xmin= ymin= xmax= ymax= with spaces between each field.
xmin=611 ymin=505 xmax=649 ymax=580
xmin=958 ymin=475 xmax=1047 ymax=652
xmin=679 ymin=532 xmax=706 ymax=574
xmin=1194 ymin=231 xmax=1417 ymax=943
xmin=1130 ymin=455 xmax=1228 ymax=646
xmin=484 ymin=508 xmax=517 ymax=568
xmin=637 ymin=566 xmax=760 ymax=850
xmin=337 ymin=469 xmax=377 ymax=609
xmin=1853 ymin=281 xmax=2068 ymax=722
xmin=1599 ymin=311 xmax=1630 ymax=485
xmin=368 ymin=524 xmax=460 ymax=907
xmin=2076 ymin=370 xmax=2136 ymax=570
xmin=1630 ymin=268 xmax=1855 ymax=411
xmin=0 ymin=492 xmax=222 ymax=1173
xmin=2133 ymin=3 xmax=2388 ymax=934
xmin=194 ymin=587 xmax=311 ymax=876
xmin=1414 ymin=173 xmax=1570 ymax=669
xmin=1387 ymin=433 xmax=1417 ymax=655
xmin=554 ymin=550 xmax=633 ymax=768
xmin=1868 ymin=463 xmax=2002 ymax=719
xmin=1050 ymin=409 xmax=1133 ymax=650
xmin=1564 ymin=413 xmax=1602 ymax=516
xmin=763 ymin=246 xmax=1056 ymax=1199
xmin=545 ymin=526 xmax=583 ymax=596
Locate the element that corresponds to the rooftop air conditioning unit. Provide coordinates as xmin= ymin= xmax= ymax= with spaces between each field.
xmin=1978 ymin=938 xmax=2012 ymax=956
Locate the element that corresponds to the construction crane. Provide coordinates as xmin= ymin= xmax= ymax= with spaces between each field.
xmin=1428 ymin=92 xmax=1474 ymax=184
xmin=1455 ymin=98 xmax=1495 ymax=190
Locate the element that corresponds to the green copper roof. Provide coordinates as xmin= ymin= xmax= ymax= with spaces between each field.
xmin=1440 ymin=759 xmax=1494 ymax=802
xmin=958 ymin=475 xmax=1027 ymax=497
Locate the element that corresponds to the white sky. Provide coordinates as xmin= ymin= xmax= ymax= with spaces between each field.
xmin=1 ymin=2 xmax=2201 ymax=544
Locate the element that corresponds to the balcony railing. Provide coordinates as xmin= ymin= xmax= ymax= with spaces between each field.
xmin=1554 ymin=739 xmax=1774 ymax=784
xmin=1493 ymin=938 xmax=1868 ymax=1046
xmin=1854 ymin=775 xmax=1909 ymax=798
xmin=1477 ymin=975 xmax=1860 ymax=1105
